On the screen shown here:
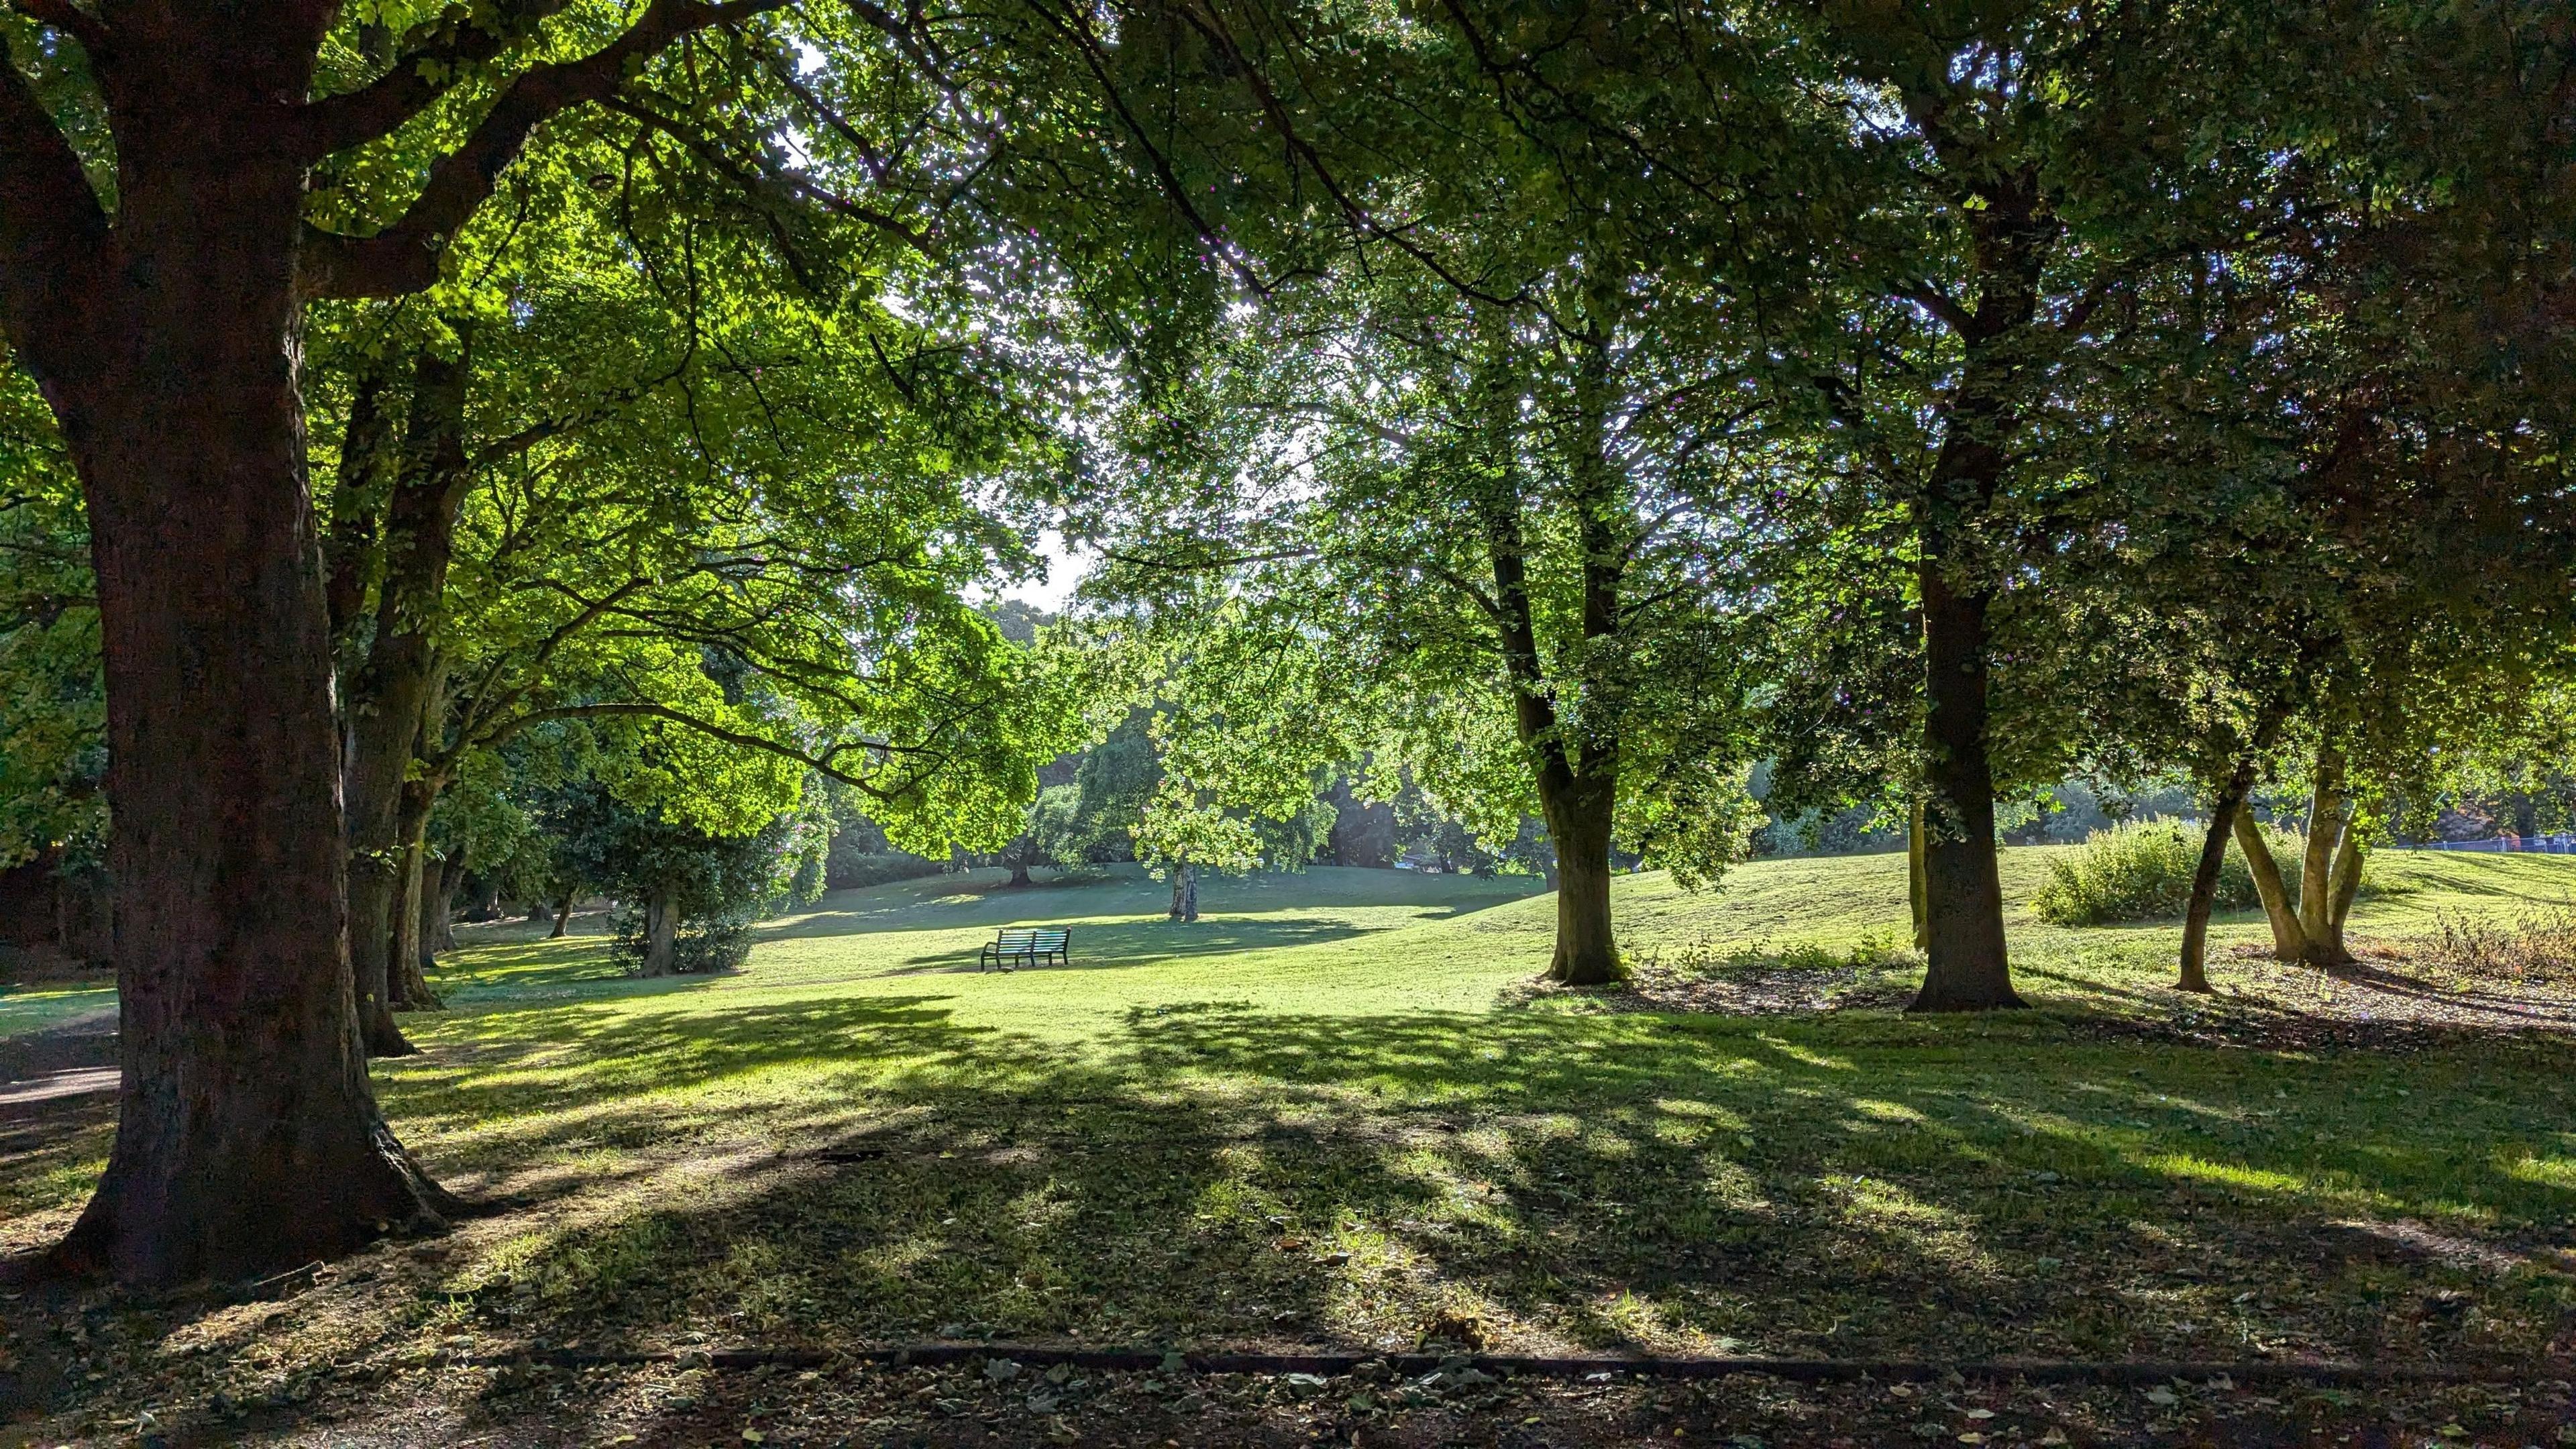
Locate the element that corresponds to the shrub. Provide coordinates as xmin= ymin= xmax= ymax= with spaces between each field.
xmin=824 ymin=847 xmax=945 ymax=891
xmin=2412 ymin=903 xmax=2576 ymax=986
xmin=610 ymin=904 xmax=756 ymax=974
xmin=2031 ymin=818 xmax=2309 ymax=926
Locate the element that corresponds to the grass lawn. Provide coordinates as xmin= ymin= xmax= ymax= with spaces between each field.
xmin=3 ymin=847 xmax=2575 ymax=1444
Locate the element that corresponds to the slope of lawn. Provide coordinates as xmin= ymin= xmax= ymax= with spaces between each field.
xmin=3 ymin=846 xmax=2574 ymax=1439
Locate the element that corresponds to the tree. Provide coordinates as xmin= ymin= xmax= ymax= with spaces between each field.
xmin=1091 ymin=274 xmax=1770 ymax=978
xmin=546 ymin=775 xmax=822 ymax=976
xmin=0 ymin=0 xmax=1121 ymax=1284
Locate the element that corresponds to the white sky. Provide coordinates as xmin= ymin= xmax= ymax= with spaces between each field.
xmin=1000 ymin=529 xmax=1088 ymax=614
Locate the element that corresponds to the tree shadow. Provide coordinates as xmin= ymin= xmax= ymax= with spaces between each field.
xmin=274 ymin=994 xmax=2576 ymax=1387
xmin=10 ymin=956 xmax=2573 ymax=1444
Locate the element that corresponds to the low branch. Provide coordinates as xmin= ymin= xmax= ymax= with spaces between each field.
xmin=474 ymin=701 xmax=920 ymax=802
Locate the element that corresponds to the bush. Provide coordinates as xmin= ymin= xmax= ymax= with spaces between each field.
xmin=824 ymin=847 xmax=945 ymax=891
xmin=610 ymin=903 xmax=755 ymax=974
xmin=2031 ymin=818 xmax=2309 ymax=926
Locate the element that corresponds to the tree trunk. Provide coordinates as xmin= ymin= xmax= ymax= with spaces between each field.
xmin=1008 ymin=848 xmax=1032 ymax=888
xmin=346 ymin=840 xmax=415 ymax=1057
xmin=641 ymin=888 xmax=678 ymax=975
xmin=1538 ymin=770 xmax=1620 ymax=985
xmin=1167 ymin=862 xmax=1199 ymax=922
xmin=1907 ymin=800 xmax=1930 ymax=951
xmin=2299 ymin=745 xmax=2351 ymax=967
xmin=1466 ymin=305 xmax=1627 ymax=988
xmin=386 ymin=782 xmax=444 ymax=1011
xmin=40 ymin=134 xmax=452 ymax=1283
xmin=2180 ymin=762 xmax=2256 ymax=994
xmin=336 ymin=335 xmax=474 ymax=1049
xmin=2325 ymin=822 xmax=2364 ymax=947
xmin=2233 ymin=808 xmax=2308 ymax=961
xmin=427 ymin=857 xmax=462 ymax=956
xmin=549 ymin=883 xmax=576 ymax=939
xmin=1909 ymin=566 xmax=2020 ymax=1011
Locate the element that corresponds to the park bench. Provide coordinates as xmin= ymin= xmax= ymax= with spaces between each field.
xmin=979 ymin=926 xmax=1071 ymax=972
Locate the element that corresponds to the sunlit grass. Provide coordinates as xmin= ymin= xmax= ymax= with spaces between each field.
xmin=5 ymin=851 xmax=2574 ymax=1375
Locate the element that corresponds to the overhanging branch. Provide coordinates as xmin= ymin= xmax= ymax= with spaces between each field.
xmin=298 ymin=0 xmax=792 ymax=299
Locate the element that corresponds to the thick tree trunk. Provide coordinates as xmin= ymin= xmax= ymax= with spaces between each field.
xmin=41 ymin=133 xmax=452 ymax=1283
xmin=1008 ymin=851 xmax=1032 ymax=888
xmin=549 ymin=884 xmax=576 ymax=939
xmin=2299 ymin=746 xmax=2351 ymax=967
xmin=1468 ymin=309 xmax=1628 ymax=988
xmin=1167 ymin=862 xmax=1199 ymax=922
xmin=641 ymin=888 xmax=678 ymax=975
xmin=2180 ymin=763 xmax=2255 ymax=994
xmin=1539 ymin=770 xmax=1620 ymax=985
xmin=1909 ymin=567 xmax=2019 ymax=1011
xmin=1907 ymin=800 xmax=1929 ymax=951
xmin=2234 ymin=808 xmax=2308 ymax=961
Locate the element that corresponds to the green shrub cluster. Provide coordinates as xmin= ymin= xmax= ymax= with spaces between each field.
xmin=2031 ymin=818 xmax=2308 ymax=926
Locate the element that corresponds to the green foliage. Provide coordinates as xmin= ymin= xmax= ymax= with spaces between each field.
xmin=544 ymin=775 xmax=824 ymax=975
xmin=2031 ymin=820 xmax=2310 ymax=928
xmin=1027 ymin=784 xmax=1087 ymax=869
xmin=0 ymin=370 xmax=100 ymax=871
xmin=1059 ymin=715 xmax=1160 ymax=863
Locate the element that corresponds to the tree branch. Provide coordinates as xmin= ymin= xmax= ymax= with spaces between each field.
xmin=0 ymin=29 xmax=106 ymax=355
xmin=8 ymin=0 xmax=105 ymax=55
xmin=1897 ymin=283 xmax=1976 ymax=338
xmin=294 ymin=0 xmax=572 ymax=160
xmin=474 ymin=700 xmax=920 ymax=802
xmin=297 ymin=0 xmax=790 ymax=299
xmin=602 ymin=93 xmax=932 ymax=257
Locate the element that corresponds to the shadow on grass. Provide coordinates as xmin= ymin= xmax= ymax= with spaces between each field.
xmin=317 ymin=990 xmax=2576 ymax=1390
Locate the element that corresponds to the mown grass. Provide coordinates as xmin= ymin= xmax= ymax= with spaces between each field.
xmin=0 ymin=984 xmax=113 ymax=1042
xmin=6 ymin=847 xmax=2576 ymax=1386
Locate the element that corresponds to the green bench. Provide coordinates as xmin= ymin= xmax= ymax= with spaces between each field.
xmin=979 ymin=926 xmax=1071 ymax=972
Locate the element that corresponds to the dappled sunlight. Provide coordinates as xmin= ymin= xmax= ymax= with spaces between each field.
xmin=9 ymin=855 xmax=2576 ymax=1429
